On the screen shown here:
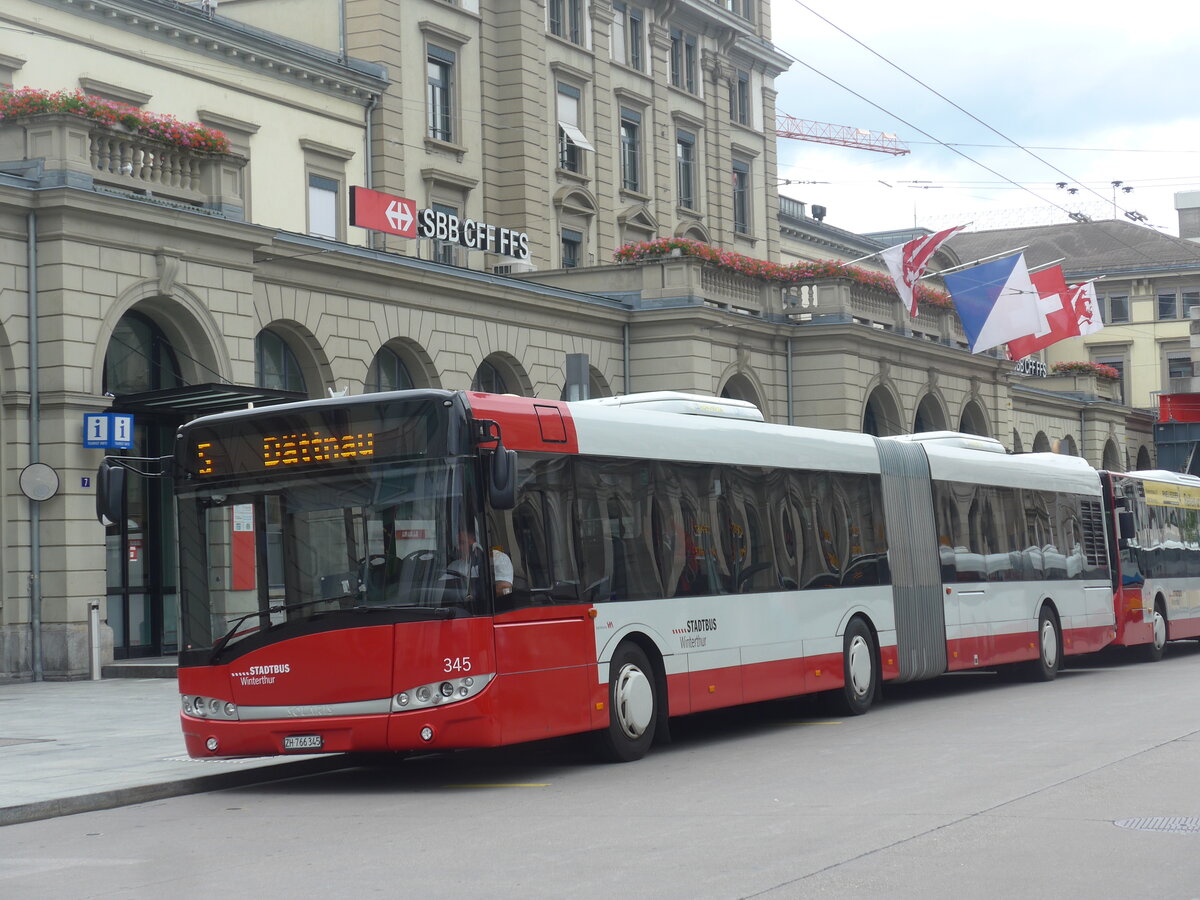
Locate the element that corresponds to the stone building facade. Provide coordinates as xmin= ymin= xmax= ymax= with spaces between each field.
xmin=0 ymin=0 xmax=1154 ymax=681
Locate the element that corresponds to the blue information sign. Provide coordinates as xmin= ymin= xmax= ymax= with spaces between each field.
xmin=83 ymin=413 xmax=135 ymax=449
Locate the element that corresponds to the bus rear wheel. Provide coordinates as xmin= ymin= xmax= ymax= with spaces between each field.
xmin=1139 ymin=601 xmax=1167 ymax=663
xmin=1012 ymin=606 xmax=1060 ymax=682
xmin=595 ymin=642 xmax=658 ymax=763
xmin=831 ymin=618 xmax=877 ymax=716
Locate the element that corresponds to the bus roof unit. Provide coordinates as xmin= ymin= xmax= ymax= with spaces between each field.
xmin=573 ymin=392 xmax=764 ymax=422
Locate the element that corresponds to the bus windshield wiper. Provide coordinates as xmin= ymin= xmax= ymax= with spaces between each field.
xmin=350 ymin=604 xmax=455 ymax=618
xmin=210 ymin=596 xmax=348 ymax=661
xmin=210 ymin=597 xmax=455 ymax=661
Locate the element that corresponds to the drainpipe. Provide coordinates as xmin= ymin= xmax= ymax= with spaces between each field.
xmin=786 ymin=335 xmax=793 ymax=426
xmin=1080 ymin=405 xmax=1087 ymax=465
xmin=339 ymin=0 xmax=347 ymax=62
xmin=364 ymin=93 xmax=378 ymax=249
xmin=27 ymin=211 xmax=42 ymax=681
xmin=623 ymin=323 xmax=631 ymax=395
xmin=364 ymin=94 xmax=377 ymax=191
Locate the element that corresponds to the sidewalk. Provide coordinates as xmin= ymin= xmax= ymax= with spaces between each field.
xmin=0 ymin=671 xmax=348 ymax=827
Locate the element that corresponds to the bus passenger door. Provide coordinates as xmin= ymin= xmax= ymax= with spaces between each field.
xmin=489 ymin=491 xmax=593 ymax=745
xmin=491 ymin=603 xmax=594 ymax=744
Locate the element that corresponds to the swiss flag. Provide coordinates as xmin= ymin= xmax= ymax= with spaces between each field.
xmin=1005 ymin=265 xmax=1080 ymax=361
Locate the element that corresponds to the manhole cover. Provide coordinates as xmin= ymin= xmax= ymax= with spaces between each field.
xmin=1115 ymin=817 xmax=1200 ymax=834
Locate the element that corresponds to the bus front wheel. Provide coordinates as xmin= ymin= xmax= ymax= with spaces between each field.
xmin=595 ymin=642 xmax=658 ymax=763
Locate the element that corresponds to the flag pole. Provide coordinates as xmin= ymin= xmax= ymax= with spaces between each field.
xmin=1028 ymin=257 xmax=1066 ymax=273
xmin=848 ymin=221 xmax=974 ymax=266
xmin=922 ymin=245 xmax=1029 ymax=281
xmin=845 ymin=249 xmax=885 ymax=266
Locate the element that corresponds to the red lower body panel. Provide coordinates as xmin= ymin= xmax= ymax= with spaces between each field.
xmin=946 ymin=623 xmax=1113 ymax=671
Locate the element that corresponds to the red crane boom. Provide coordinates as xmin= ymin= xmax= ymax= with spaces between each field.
xmin=776 ymin=115 xmax=910 ymax=155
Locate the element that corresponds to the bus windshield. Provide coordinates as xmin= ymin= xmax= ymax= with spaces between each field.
xmin=178 ymin=458 xmax=487 ymax=661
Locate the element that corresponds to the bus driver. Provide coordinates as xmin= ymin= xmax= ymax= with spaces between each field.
xmin=450 ymin=526 xmax=514 ymax=598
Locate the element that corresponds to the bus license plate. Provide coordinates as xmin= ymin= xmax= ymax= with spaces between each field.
xmin=282 ymin=735 xmax=323 ymax=751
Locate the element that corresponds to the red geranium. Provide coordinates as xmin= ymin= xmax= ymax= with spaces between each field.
xmin=0 ymin=87 xmax=230 ymax=154
xmin=614 ymin=238 xmax=954 ymax=310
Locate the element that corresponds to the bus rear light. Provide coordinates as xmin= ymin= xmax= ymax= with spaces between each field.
xmin=391 ymin=673 xmax=493 ymax=713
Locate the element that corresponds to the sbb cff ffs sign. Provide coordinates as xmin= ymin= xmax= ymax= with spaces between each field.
xmin=350 ymin=186 xmax=416 ymax=237
xmin=350 ymin=186 xmax=530 ymax=261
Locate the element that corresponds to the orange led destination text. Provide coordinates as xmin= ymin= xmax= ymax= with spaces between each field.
xmin=195 ymin=442 xmax=214 ymax=475
xmin=262 ymin=431 xmax=375 ymax=467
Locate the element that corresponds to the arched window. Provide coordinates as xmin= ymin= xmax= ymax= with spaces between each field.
xmin=366 ymin=347 xmax=414 ymax=393
xmin=1102 ymin=440 xmax=1121 ymax=471
xmin=472 ymin=360 xmax=509 ymax=394
xmin=720 ymin=373 xmax=761 ymax=409
xmin=914 ymin=395 xmax=946 ymax=433
xmin=863 ymin=387 xmax=901 ymax=436
xmin=103 ymin=312 xmax=183 ymax=395
xmin=958 ymin=402 xmax=989 ymax=437
xmin=255 ymin=329 xmax=306 ymax=393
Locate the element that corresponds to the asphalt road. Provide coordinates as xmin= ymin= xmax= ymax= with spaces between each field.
xmin=4 ymin=644 xmax=1200 ymax=899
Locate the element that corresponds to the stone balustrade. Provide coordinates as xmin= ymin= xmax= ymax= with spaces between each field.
xmin=1036 ymin=373 xmax=1121 ymax=402
xmin=526 ymin=254 xmax=972 ymax=347
xmin=0 ymin=113 xmax=246 ymax=218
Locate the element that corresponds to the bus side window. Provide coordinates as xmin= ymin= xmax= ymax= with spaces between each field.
xmin=573 ymin=468 xmax=610 ymax=603
xmin=651 ymin=491 xmax=684 ymax=599
xmin=772 ymin=490 xmax=803 ymax=591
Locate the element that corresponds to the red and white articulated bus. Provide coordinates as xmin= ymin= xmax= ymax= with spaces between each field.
xmin=1102 ymin=469 xmax=1200 ymax=661
xmin=99 ymin=390 xmax=1116 ymax=763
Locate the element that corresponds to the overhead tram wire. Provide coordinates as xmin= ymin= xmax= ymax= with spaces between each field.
xmin=907 ymin=141 xmax=1200 ymax=155
xmin=785 ymin=0 xmax=1151 ymax=224
xmin=773 ymin=45 xmax=1080 ymax=221
xmin=782 ymin=0 xmax=1200 ymax=265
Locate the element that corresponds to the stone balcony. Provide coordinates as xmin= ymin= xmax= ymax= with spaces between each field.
xmin=0 ymin=113 xmax=246 ymax=217
xmin=1036 ymin=373 xmax=1121 ymax=402
xmin=783 ymin=275 xmax=969 ymax=347
xmin=529 ymin=254 xmax=970 ymax=346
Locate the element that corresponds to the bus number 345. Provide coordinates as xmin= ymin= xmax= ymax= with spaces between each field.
xmin=444 ymin=657 xmax=472 ymax=673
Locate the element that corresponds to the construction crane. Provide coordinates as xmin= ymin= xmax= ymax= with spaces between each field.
xmin=776 ymin=115 xmax=910 ymax=156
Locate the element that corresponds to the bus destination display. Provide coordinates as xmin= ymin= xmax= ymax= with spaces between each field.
xmin=193 ymin=429 xmax=375 ymax=476
xmin=181 ymin=399 xmax=445 ymax=479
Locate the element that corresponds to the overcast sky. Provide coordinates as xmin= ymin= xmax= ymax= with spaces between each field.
xmin=770 ymin=0 xmax=1200 ymax=239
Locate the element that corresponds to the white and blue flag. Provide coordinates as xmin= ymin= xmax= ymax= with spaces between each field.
xmin=943 ymin=253 xmax=1048 ymax=354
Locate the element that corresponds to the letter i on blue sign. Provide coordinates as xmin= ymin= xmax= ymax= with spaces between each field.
xmin=83 ymin=413 xmax=110 ymax=449
xmin=111 ymin=414 xmax=134 ymax=449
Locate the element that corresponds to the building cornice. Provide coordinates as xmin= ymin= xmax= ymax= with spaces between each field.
xmin=31 ymin=0 xmax=387 ymax=101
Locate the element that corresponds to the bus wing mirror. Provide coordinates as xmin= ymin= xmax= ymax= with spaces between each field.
xmin=531 ymin=581 xmax=581 ymax=604
xmin=549 ymin=580 xmax=580 ymax=603
xmin=488 ymin=447 xmax=517 ymax=510
xmin=96 ymin=459 xmax=125 ymax=527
